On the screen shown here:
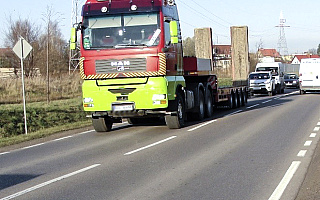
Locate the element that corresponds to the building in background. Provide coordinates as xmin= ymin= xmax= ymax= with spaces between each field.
xmin=291 ymin=54 xmax=320 ymax=64
xmin=213 ymin=45 xmax=231 ymax=69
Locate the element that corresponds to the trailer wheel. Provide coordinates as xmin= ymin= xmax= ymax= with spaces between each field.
xmin=238 ymin=91 xmax=243 ymax=107
xmin=233 ymin=92 xmax=239 ymax=108
xmin=228 ymin=92 xmax=234 ymax=109
xmin=205 ymin=90 xmax=214 ymax=118
xmin=244 ymin=90 xmax=248 ymax=103
xmin=92 ymin=117 xmax=113 ymax=132
xmin=196 ymin=90 xmax=205 ymax=120
xmin=165 ymin=93 xmax=185 ymax=129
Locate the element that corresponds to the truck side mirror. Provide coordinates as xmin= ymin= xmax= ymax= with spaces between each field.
xmin=170 ymin=21 xmax=178 ymax=44
xmin=70 ymin=27 xmax=77 ymax=50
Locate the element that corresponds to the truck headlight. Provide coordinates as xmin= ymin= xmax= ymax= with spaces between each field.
xmin=83 ymin=97 xmax=93 ymax=103
xmin=152 ymin=94 xmax=167 ymax=105
xmin=152 ymin=94 xmax=166 ymax=100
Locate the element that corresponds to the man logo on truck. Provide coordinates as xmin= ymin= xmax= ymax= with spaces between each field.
xmin=111 ymin=61 xmax=130 ymax=71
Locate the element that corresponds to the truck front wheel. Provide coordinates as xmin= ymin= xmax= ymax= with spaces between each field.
xmin=165 ymin=93 xmax=185 ymax=129
xmin=92 ymin=117 xmax=113 ymax=132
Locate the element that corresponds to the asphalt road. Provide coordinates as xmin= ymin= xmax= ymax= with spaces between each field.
xmin=1 ymin=89 xmax=320 ymax=200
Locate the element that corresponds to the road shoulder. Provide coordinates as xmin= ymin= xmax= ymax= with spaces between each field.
xmin=295 ymin=139 xmax=320 ymax=199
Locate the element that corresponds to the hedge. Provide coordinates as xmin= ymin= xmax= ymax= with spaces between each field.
xmin=0 ymin=98 xmax=89 ymax=137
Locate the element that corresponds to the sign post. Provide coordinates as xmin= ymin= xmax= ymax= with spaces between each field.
xmin=13 ymin=37 xmax=32 ymax=135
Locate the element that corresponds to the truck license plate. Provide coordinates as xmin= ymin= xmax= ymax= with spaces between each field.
xmin=112 ymin=104 xmax=134 ymax=111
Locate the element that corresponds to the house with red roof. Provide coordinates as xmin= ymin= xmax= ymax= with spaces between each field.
xmin=213 ymin=45 xmax=231 ymax=69
xmin=258 ymin=48 xmax=280 ymax=58
xmin=291 ymin=54 xmax=320 ymax=64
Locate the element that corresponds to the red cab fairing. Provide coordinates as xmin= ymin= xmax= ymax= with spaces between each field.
xmin=80 ymin=0 xmax=168 ymax=79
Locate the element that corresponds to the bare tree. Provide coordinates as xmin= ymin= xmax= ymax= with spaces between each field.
xmin=41 ymin=6 xmax=68 ymax=103
xmin=308 ymin=48 xmax=317 ymax=55
xmin=4 ymin=16 xmax=41 ymax=77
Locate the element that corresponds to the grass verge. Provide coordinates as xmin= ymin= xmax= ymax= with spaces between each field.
xmin=0 ymin=119 xmax=92 ymax=148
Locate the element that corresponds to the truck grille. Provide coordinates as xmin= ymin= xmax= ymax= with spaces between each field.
xmin=95 ymin=58 xmax=147 ymax=74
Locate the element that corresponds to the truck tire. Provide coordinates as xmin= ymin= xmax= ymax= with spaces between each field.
xmin=242 ymin=91 xmax=248 ymax=106
xmin=165 ymin=93 xmax=185 ymax=129
xmin=92 ymin=117 xmax=113 ymax=132
xmin=196 ymin=90 xmax=205 ymax=120
xmin=205 ymin=90 xmax=214 ymax=118
xmin=239 ymin=91 xmax=243 ymax=107
xmin=233 ymin=92 xmax=239 ymax=108
xmin=228 ymin=92 xmax=234 ymax=109
xmin=238 ymin=91 xmax=243 ymax=107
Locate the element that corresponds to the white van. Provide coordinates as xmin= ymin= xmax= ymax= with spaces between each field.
xmin=255 ymin=62 xmax=285 ymax=94
xmin=299 ymin=58 xmax=320 ymax=94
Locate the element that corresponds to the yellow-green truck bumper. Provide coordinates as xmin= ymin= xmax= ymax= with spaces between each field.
xmin=82 ymin=77 xmax=169 ymax=117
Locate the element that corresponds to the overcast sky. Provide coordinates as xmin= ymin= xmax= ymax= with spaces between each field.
xmin=1 ymin=0 xmax=319 ymax=54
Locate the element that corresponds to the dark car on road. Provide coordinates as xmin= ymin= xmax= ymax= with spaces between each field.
xmin=284 ymin=73 xmax=299 ymax=88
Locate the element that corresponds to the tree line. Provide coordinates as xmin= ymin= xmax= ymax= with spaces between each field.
xmin=2 ymin=9 xmax=69 ymax=77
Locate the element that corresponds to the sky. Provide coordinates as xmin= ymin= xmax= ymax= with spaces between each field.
xmin=1 ymin=0 xmax=319 ymax=54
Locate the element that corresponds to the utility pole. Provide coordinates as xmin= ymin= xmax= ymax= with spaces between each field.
xmin=69 ymin=0 xmax=81 ymax=74
xmin=276 ymin=11 xmax=290 ymax=56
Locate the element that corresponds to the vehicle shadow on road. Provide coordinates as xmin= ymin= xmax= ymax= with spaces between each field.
xmin=0 ymin=174 xmax=41 ymax=190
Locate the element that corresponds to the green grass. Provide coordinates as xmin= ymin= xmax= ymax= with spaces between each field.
xmin=218 ymin=78 xmax=233 ymax=87
xmin=0 ymin=98 xmax=88 ymax=137
xmin=0 ymin=120 xmax=91 ymax=148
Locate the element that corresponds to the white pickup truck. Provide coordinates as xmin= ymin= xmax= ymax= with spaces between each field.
xmin=248 ymin=71 xmax=275 ymax=96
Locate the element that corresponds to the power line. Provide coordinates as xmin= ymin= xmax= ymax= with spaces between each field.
xmin=275 ymin=11 xmax=289 ymax=56
xmin=176 ymin=0 xmax=229 ymax=29
xmin=186 ymin=0 xmax=233 ymax=26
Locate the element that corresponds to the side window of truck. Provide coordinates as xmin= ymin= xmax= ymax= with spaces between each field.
xmin=164 ymin=22 xmax=172 ymax=46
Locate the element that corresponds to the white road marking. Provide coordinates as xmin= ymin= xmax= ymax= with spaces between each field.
xmin=304 ymin=141 xmax=312 ymax=147
xmin=22 ymin=143 xmax=45 ymax=150
xmin=54 ymin=135 xmax=73 ymax=141
xmin=247 ymin=104 xmax=259 ymax=109
xmin=0 ymin=164 xmax=101 ymax=200
xmin=262 ymin=99 xmax=273 ymax=104
xmin=313 ymin=127 xmax=320 ymax=132
xmin=187 ymin=120 xmax=217 ymax=132
xmin=124 ymin=136 xmax=177 ymax=156
xmin=0 ymin=152 xmax=10 ymax=156
xmin=297 ymin=150 xmax=307 ymax=157
xmin=78 ymin=130 xmax=95 ymax=135
xmin=268 ymin=161 xmax=301 ymax=200
xmin=226 ymin=110 xmax=242 ymax=117
xmin=317 ymin=122 xmax=320 ymax=126
xmin=310 ymin=133 xmax=317 ymax=138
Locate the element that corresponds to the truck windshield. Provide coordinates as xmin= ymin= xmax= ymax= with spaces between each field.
xmin=249 ymin=73 xmax=270 ymax=79
xmin=82 ymin=13 xmax=160 ymax=49
xmin=256 ymin=67 xmax=278 ymax=76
